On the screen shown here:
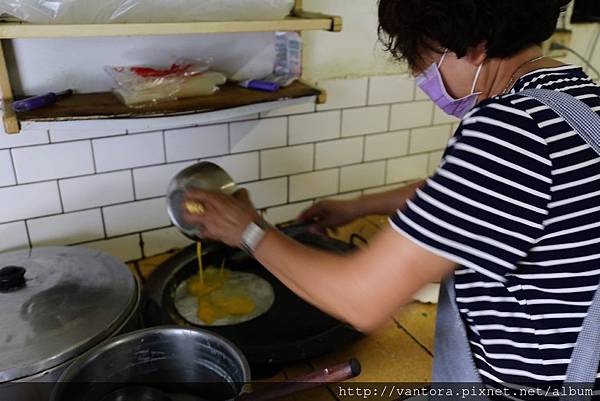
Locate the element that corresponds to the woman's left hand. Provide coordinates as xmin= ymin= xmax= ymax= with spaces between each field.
xmin=182 ymin=188 xmax=261 ymax=247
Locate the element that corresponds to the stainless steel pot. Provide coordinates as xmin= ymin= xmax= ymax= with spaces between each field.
xmin=51 ymin=326 xmax=251 ymax=401
xmin=50 ymin=326 xmax=362 ymax=401
xmin=0 ymin=246 xmax=141 ymax=400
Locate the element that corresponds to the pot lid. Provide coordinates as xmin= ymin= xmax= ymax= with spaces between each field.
xmin=0 ymin=246 xmax=138 ymax=382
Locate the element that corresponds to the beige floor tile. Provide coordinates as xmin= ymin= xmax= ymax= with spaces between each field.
xmin=364 ymin=215 xmax=389 ymax=229
xmin=394 ymin=303 xmax=437 ymax=355
xmin=311 ymin=320 xmax=432 ymax=384
xmin=329 ymin=217 xmax=383 ymax=247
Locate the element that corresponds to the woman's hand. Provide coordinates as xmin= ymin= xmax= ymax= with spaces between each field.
xmin=298 ymin=199 xmax=360 ymax=234
xmin=182 ymin=188 xmax=260 ymax=247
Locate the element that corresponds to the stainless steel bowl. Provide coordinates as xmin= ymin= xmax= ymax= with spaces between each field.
xmin=166 ymin=162 xmax=238 ymax=239
xmin=51 ymin=327 xmax=251 ymax=401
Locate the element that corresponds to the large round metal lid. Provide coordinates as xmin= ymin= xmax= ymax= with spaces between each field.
xmin=0 ymin=246 xmax=138 ymax=382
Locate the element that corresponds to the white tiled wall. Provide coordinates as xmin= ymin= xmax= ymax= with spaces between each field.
xmin=230 ymin=118 xmax=287 ymax=152
xmin=290 ymin=169 xmax=339 ymax=202
xmin=289 ymin=111 xmax=341 ymax=144
xmin=1 ymin=74 xmax=453 ymax=260
xmin=341 ymin=106 xmax=389 ymax=137
xmin=12 ymin=141 xmax=95 ymax=183
xmin=165 ymin=125 xmax=229 ymax=162
xmin=60 ymin=171 xmax=134 ymax=211
xmin=0 ymin=150 xmax=15 ymax=187
xmin=261 ymin=145 xmax=313 ymax=178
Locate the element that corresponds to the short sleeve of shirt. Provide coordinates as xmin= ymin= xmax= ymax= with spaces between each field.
xmin=390 ymin=98 xmax=552 ymax=282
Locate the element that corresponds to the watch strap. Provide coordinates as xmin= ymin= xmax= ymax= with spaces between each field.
xmin=240 ymin=218 xmax=273 ymax=255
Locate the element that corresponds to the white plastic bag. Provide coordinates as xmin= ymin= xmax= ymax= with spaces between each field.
xmin=0 ymin=0 xmax=295 ymax=24
xmin=105 ymin=59 xmax=227 ymax=107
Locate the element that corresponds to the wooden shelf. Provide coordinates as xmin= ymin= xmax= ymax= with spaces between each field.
xmin=0 ymin=0 xmax=342 ymax=133
xmin=0 ymin=14 xmax=342 ymax=39
xmin=16 ymin=81 xmax=321 ymax=126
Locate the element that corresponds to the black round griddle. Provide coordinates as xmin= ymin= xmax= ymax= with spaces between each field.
xmin=142 ymin=226 xmax=364 ymax=379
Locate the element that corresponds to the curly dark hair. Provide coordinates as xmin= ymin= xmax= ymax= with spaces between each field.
xmin=378 ymin=0 xmax=572 ymax=68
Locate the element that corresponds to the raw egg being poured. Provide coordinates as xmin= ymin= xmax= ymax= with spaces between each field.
xmin=174 ymin=241 xmax=274 ymax=326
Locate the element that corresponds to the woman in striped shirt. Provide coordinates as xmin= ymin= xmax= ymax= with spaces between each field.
xmin=184 ymin=0 xmax=600 ymax=397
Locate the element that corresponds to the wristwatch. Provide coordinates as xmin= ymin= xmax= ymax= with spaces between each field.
xmin=240 ymin=218 xmax=273 ymax=256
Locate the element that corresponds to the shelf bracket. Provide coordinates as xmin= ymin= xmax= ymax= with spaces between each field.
xmin=0 ymin=40 xmax=19 ymax=134
xmin=293 ymin=0 xmax=342 ymax=32
xmin=299 ymin=79 xmax=327 ymax=104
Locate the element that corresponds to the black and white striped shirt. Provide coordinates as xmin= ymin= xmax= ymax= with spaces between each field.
xmin=390 ymin=65 xmax=600 ymax=395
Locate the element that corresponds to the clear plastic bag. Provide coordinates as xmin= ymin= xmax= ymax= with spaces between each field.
xmin=105 ymin=59 xmax=227 ymax=107
xmin=0 ymin=0 xmax=295 ymax=24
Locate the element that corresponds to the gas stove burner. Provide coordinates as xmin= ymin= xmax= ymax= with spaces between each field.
xmin=142 ymin=227 xmax=364 ymax=379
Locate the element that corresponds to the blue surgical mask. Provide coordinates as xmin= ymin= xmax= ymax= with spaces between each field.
xmin=416 ymin=50 xmax=483 ymax=119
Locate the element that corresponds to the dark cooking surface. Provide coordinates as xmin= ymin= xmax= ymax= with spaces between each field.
xmin=143 ymin=231 xmax=363 ymax=377
xmin=170 ymin=251 xmax=341 ymax=343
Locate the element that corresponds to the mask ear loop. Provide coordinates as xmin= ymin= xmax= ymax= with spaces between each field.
xmin=438 ymin=49 xmax=449 ymax=67
xmin=470 ymin=62 xmax=484 ymax=94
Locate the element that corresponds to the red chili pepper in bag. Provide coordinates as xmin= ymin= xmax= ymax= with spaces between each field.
xmin=131 ymin=63 xmax=194 ymax=78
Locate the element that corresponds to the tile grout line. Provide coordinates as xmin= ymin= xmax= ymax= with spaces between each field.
xmin=162 ymin=130 xmax=168 ymax=164
xmin=226 ymin=124 xmax=231 ymax=153
xmin=130 ymin=169 xmax=138 ymax=201
xmin=286 ymin=116 xmax=290 ymax=146
xmin=392 ymin=317 xmax=434 ymax=358
xmin=100 ymin=207 xmax=108 ymax=238
xmin=361 ymin=135 xmax=367 ymax=163
xmin=258 ymin=151 xmax=262 ymax=180
xmin=384 ymin=158 xmax=389 ymax=185
xmin=89 ymin=139 xmax=98 ymax=174
xmin=8 ymin=148 xmax=18 ymax=184
xmin=56 ymin=180 xmax=65 ymax=214
xmin=23 ymin=219 xmax=33 ymax=249
xmin=337 ymin=109 xmax=343 ymax=139
xmin=138 ymin=233 xmax=145 ymax=259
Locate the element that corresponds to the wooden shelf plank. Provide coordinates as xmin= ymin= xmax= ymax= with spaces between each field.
xmin=0 ymin=16 xmax=336 ymax=39
xmin=16 ymin=81 xmax=320 ymax=123
xmin=18 ymin=95 xmax=316 ymax=132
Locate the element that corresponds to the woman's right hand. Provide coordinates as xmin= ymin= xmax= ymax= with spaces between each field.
xmin=298 ymin=199 xmax=360 ymax=234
